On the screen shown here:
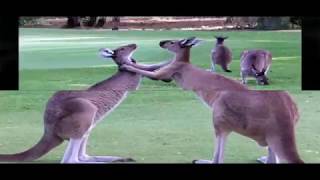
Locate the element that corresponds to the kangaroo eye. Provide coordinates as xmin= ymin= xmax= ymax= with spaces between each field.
xmin=170 ymin=42 xmax=174 ymax=44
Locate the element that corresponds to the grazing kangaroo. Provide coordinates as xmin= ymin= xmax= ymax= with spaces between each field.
xmin=0 ymin=44 xmax=171 ymax=163
xmin=211 ymin=36 xmax=232 ymax=72
xmin=121 ymin=37 xmax=303 ymax=163
xmin=240 ymin=49 xmax=272 ymax=85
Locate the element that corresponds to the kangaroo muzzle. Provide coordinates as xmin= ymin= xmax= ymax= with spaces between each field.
xmin=159 ymin=40 xmax=170 ymax=47
xmin=128 ymin=44 xmax=137 ymax=50
xmin=99 ymin=48 xmax=115 ymax=59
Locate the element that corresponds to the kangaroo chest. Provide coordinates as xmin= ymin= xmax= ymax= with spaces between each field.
xmin=90 ymin=90 xmax=129 ymax=123
xmin=46 ymin=74 xmax=141 ymax=126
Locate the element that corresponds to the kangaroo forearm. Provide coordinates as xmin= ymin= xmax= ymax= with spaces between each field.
xmin=131 ymin=68 xmax=158 ymax=78
xmin=132 ymin=60 xmax=172 ymax=71
xmin=149 ymin=60 xmax=172 ymax=70
xmin=127 ymin=67 xmax=167 ymax=79
xmin=130 ymin=63 xmax=157 ymax=71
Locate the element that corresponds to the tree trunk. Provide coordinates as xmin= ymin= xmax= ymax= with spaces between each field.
xmin=82 ymin=16 xmax=97 ymax=27
xmin=225 ymin=17 xmax=233 ymax=24
xmin=65 ymin=16 xmax=81 ymax=28
xmin=96 ymin=17 xmax=106 ymax=27
xmin=112 ymin=16 xmax=120 ymax=30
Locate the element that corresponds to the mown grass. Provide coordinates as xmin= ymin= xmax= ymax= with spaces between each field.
xmin=1 ymin=28 xmax=318 ymax=163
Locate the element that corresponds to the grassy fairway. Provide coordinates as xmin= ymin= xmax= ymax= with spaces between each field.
xmin=1 ymin=28 xmax=319 ymax=163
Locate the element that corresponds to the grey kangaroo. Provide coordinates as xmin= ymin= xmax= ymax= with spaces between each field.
xmin=211 ymin=36 xmax=232 ymax=72
xmin=240 ymin=49 xmax=272 ymax=85
xmin=0 ymin=44 xmax=171 ymax=163
xmin=121 ymin=37 xmax=303 ymax=164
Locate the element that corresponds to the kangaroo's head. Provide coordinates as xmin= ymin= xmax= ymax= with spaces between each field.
xmin=99 ymin=44 xmax=137 ymax=66
xmin=159 ymin=37 xmax=202 ymax=53
xmin=214 ymin=35 xmax=228 ymax=45
xmin=252 ymin=65 xmax=269 ymax=85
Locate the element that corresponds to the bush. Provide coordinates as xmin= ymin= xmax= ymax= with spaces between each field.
xmin=256 ymin=17 xmax=291 ymax=30
xmin=19 ymin=17 xmax=40 ymax=26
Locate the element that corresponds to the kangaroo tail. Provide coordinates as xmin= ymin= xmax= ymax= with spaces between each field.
xmin=218 ymin=59 xmax=231 ymax=72
xmin=221 ymin=63 xmax=232 ymax=72
xmin=0 ymin=133 xmax=63 ymax=162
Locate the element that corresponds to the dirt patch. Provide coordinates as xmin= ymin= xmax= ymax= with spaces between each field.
xmin=21 ymin=17 xmax=301 ymax=31
xmin=22 ymin=17 xmax=230 ymax=30
xmin=104 ymin=20 xmax=226 ymax=30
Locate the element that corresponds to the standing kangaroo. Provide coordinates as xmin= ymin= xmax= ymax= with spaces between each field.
xmin=121 ymin=37 xmax=303 ymax=163
xmin=240 ymin=49 xmax=272 ymax=85
xmin=211 ymin=36 xmax=232 ymax=72
xmin=0 ymin=44 xmax=171 ymax=163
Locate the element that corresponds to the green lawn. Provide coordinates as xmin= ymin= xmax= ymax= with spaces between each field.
xmin=1 ymin=28 xmax=319 ymax=163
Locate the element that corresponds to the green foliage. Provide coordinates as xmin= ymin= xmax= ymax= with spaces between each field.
xmin=256 ymin=17 xmax=291 ymax=30
xmin=19 ymin=17 xmax=40 ymax=26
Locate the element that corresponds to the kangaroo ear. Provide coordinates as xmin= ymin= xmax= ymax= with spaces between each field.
xmin=180 ymin=37 xmax=195 ymax=44
xmin=99 ymin=48 xmax=114 ymax=59
xmin=179 ymin=38 xmax=188 ymax=45
xmin=180 ymin=37 xmax=202 ymax=47
xmin=187 ymin=39 xmax=203 ymax=47
xmin=223 ymin=36 xmax=229 ymax=39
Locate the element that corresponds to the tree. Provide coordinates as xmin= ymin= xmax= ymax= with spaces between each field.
xmin=64 ymin=16 xmax=81 ymax=28
xmin=82 ymin=16 xmax=97 ymax=27
xmin=290 ymin=16 xmax=302 ymax=28
xmin=225 ymin=17 xmax=233 ymax=24
xmin=112 ymin=16 xmax=120 ymax=30
xmin=95 ymin=17 xmax=106 ymax=27
xmin=225 ymin=17 xmax=258 ymax=29
xmin=19 ymin=17 xmax=38 ymax=26
xmin=64 ymin=16 xmax=106 ymax=28
xmin=257 ymin=17 xmax=290 ymax=30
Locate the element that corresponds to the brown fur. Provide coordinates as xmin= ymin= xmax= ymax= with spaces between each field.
xmin=121 ymin=38 xmax=303 ymax=163
xmin=240 ymin=49 xmax=272 ymax=85
xmin=0 ymin=44 xmax=169 ymax=162
xmin=211 ymin=37 xmax=232 ymax=72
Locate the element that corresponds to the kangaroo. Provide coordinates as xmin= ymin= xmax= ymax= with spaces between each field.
xmin=0 ymin=44 xmax=171 ymax=163
xmin=240 ymin=49 xmax=272 ymax=85
xmin=120 ymin=37 xmax=303 ymax=164
xmin=211 ymin=36 xmax=232 ymax=72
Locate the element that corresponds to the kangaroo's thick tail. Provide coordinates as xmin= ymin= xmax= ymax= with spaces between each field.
xmin=221 ymin=63 xmax=232 ymax=72
xmin=267 ymin=129 xmax=304 ymax=164
xmin=0 ymin=133 xmax=63 ymax=162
